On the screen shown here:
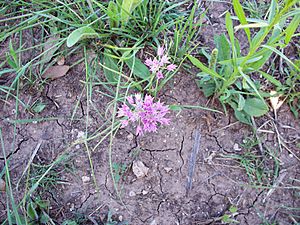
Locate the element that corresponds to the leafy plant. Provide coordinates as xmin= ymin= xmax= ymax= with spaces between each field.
xmin=221 ymin=205 xmax=239 ymax=224
xmin=188 ymin=0 xmax=300 ymax=124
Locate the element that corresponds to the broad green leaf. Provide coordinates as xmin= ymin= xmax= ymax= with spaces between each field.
xmin=222 ymin=214 xmax=230 ymax=223
xmin=103 ymin=51 xmax=119 ymax=83
xmin=229 ymin=206 xmax=238 ymax=213
xmin=214 ymin=34 xmax=231 ymax=61
xmin=285 ymin=15 xmax=300 ymax=44
xmin=234 ymin=109 xmax=251 ymax=125
xmin=187 ymin=55 xmax=225 ymax=80
xmin=125 ymin=55 xmax=150 ymax=80
xmin=232 ymin=0 xmax=251 ymax=43
xmin=243 ymin=98 xmax=269 ymax=117
xmin=259 ymin=71 xmax=282 ymax=87
xmin=237 ymin=94 xmax=245 ymax=111
xmin=27 ymin=202 xmax=38 ymax=220
xmin=196 ymin=78 xmax=216 ymax=97
xmin=67 ymin=26 xmax=98 ymax=47
xmin=121 ymin=0 xmax=143 ymax=24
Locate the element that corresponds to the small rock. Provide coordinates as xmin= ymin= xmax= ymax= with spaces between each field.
xmin=77 ymin=131 xmax=85 ymax=139
xmin=164 ymin=167 xmax=172 ymax=173
xmin=127 ymin=133 xmax=134 ymax=141
xmin=142 ymin=190 xmax=149 ymax=195
xmin=82 ymin=176 xmax=90 ymax=183
xmin=129 ymin=191 xmax=136 ymax=197
xmin=132 ymin=160 xmax=149 ymax=179
xmin=119 ymin=215 xmax=123 ymax=221
xmin=233 ymin=143 xmax=241 ymax=151
xmin=70 ymin=203 xmax=75 ymax=211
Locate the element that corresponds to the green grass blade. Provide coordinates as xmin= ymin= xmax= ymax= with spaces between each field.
xmin=225 ymin=12 xmax=237 ymax=66
xmin=238 ymin=67 xmax=264 ymax=101
xmin=284 ymin=14 xmax=300 ymax=44
xmin=261 ymin=45 xmax=300 ymax=71
xmin=233 ymin=0 xmax=251 ymax=44
xmin=187 ymin=55 xmax=225 ymax=80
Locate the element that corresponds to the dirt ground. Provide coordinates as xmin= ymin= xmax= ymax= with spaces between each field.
xmin=1 ymin=1 xmax=300 ymax=225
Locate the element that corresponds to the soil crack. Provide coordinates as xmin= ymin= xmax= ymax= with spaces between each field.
xmin=0 ymin=138 xmax=29 ymax=160
xmin=179 ymin=136 xmax=185 ymax=175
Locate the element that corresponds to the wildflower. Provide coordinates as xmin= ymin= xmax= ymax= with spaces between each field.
xmin=149 ymin=58 xmax=160 ymax=72
xmin=156 ymin=71 xmax=164 ymax=79
xmin=167 ymin=64 xmax=177 ymax=71
xmin=145 ymin=58 xmax=153 ymax=67
xmin=144 ymin=44 xmax=177 ymax=81
xmin=118 ymin=94 xmax=170 ymax=136
xmin=160 ymin=55 xmax=170 ymax=65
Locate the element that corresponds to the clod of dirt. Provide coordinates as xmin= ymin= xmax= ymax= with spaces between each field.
xmin=42 ymin=65 xmax=70 ymax=80
xmin=81 ymin=176 xmax=90 ymax=183
xmin=132 ymin=160 xmax=149 ymax=179
xmin=0 ymin=179 xmax=5 ymax=192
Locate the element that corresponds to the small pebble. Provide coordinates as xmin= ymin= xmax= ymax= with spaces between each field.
xmin=164 ymin=167 xmax=172 ymax=173
xmin=82 ymin=176 xmax=90 ymax=183
xmin=129 ymin=191 xmax=136 ymax=197
xmin=142 ymin=190 xmax=149 ymax=195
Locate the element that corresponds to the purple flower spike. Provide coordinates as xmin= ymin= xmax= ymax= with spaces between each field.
xmin=145 ymin=58 xmax=153 ymax=67
xmin=144 ymin=43 xmax=177 ymax=82
xmin=167 ymin=64 xmax=177 ymax=71
xmin=117 ymin=94 xmax=171 ymax=136
xmin=160 ymin=55 xmax=170 ymax=65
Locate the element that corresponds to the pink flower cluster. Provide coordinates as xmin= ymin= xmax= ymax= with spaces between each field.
xmin=145 ymin=46 xmax=177 ymax=80
xmin=117 ymin=94 xmax=170 ymax=136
